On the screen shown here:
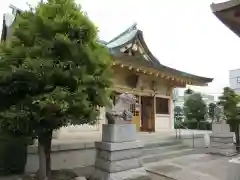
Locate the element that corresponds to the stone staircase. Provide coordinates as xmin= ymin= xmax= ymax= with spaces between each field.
xmin=141 ymin=139 xmax=194 ymax=164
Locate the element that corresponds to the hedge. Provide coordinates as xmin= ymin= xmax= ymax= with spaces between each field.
xmin=0 ymin=133 xmax=28 ymax=175
xmin=175 ymin=121 xmax=212 ymax=130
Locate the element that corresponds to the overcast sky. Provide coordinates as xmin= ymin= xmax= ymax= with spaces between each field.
xmin=1 ymin=0 xmax=240 ymax=97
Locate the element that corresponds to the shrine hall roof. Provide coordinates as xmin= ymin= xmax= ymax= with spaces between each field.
xmin=102 ymin=23 xmax=213 ymax=85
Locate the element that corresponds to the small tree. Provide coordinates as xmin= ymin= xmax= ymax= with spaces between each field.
xmin=218 ymin=87 xmax=240 ymax=150
xmin=184 ymin=93 xmax=207 ymax=128
xmin=208 ymin=102 xmax=217 ymax=123
xmin=0 ymin=0 xmax=112 ymax=179
xmin=174 ymin=106 xmax=183 ymax=122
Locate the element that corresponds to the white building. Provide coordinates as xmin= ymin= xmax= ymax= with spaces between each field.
xmin=229 ymin=69 xmax=240 ymax=94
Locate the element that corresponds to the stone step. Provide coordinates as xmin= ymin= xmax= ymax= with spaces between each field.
xmin=144 ymin=140 xmax=182 ymax=149
xmin=141 ymin=149 xmax=194 ymax=164
xmin=142 ymin=144 xmax=189 ymax=156
xmin=207 ymin=147 xmax=238 ymax=157
xmin=210 ymin=141 xmax=235 ymax=148
xmin=211 ymin=139 xmax=233 ymax=144
xmin=211 ymin=136 xmax=233 ymax=143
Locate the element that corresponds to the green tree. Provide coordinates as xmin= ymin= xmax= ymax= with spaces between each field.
xmin=174 ymin=106 xmax=183 ymax=121
xmin=0 ymin=0 xmax=112 ymax=179
xmin=208 ymin=102 xmax=217 ymax=123
xmin=184 ymin=93 xmax=207 ymax=128
xmin=218 ymin=87 xmax=240 ymax=150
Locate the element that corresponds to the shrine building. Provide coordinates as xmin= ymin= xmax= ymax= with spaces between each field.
xmin=101 ymin=23 xmax=213 ymax=132
xmin=1 ymin=6 xmax=213 ymax=135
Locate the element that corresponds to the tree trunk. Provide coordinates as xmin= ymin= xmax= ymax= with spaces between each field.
xmin=38 ymin=130 xmax=53 ymax=180
xmin=45 ymin=131 xmax=52 ymax=177
xmin=38 ymin=137 xmax=47 ymax=180
xmin=235 ymin=124 xmax=240 ymax=151
xmin=211 ymin=117 xmax=214 ymax=125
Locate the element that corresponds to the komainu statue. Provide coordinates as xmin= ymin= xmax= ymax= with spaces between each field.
xmin=106 ymin=93 xmax=136 ymax=124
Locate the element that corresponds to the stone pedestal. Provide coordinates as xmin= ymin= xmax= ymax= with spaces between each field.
xmin=208 ymin=121 xmax=237 ymax=156
xmin=92 ymin=124 xmax=150 ymax=180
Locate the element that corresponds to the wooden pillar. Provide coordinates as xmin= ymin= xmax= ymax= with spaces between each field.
xmin=153 ymin=95 xmax=156 ymax=132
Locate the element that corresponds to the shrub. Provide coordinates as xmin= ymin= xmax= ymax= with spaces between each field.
xmin=198 ymin=121 xmax=212 ymax=130
xmin=184 ymin=120 xmax=197 ymax=129
xmin=175 ymin=120 xmax=212 ymax=130
xmin=0 ymin=133 xmax=28 ymax=175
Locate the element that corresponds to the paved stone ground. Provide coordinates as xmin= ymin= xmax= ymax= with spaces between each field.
xmin=145 ymin=153 xmax=240 ymax=180
xmin=2 ymin=154 xmax=239 ymax=180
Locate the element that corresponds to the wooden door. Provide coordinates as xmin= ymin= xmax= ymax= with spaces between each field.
xmin=141 ymin=96 xmax=155 ymax=132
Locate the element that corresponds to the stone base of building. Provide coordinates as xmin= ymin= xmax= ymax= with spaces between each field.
xmin=91 ymin=124 xmax=150 ymax=180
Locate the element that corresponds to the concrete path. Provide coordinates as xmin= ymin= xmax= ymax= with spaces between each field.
xmin=146 ymin=154 xmax=238 ymax=180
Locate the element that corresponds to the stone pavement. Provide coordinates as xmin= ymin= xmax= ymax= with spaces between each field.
xmin=2 ymin=153 xmax=238 ymax=180
xmin=146 ymin=153 xmax=237 ymax=180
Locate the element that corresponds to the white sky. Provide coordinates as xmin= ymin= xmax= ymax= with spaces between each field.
xmin=1 ymin=0 xmax=240 ymax=97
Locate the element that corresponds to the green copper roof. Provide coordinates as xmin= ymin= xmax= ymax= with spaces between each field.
xmin=107 ymin=23 xmax=138 ymax=48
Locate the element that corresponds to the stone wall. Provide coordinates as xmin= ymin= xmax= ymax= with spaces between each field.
xmin=52 ymin=107 xmax=106 ymax=139
xmin=25 ymin=132 xmax=210 ymax=175
xmin=26 ymin=141 xmax=96 ymax=173
xmin=181 ymin=134 xmax=207 ymax=149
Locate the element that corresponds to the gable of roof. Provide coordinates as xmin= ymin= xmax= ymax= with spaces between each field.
xmin=102 ymin=23 xmax=213 ymax=84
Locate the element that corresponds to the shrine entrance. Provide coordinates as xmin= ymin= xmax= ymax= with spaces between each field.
xmin=112 ymin=92 xmax=141 ymax=131
xmin=112 ymin=92 xmax=155 ymax=132
xmin=130 ymin=95 xmax=141 ymax=131
xmin=141 ymin=96 xmax=155 ymax=132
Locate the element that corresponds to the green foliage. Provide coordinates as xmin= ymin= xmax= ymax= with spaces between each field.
xmin=208 ymin=102 xmax=216 ymax=122
xmin=218 ymin=87 xmax=240 ymax=124
xmin=184 ymin=93 xmax=207 ymax=123
xmin=174 ymin=106 xmax=183 ymax=121
xmin=0 ymin=134 xmax=28 ymax=175
xmin=174 ymin=120 xmax=212 ymax=130
xmin=218 ymin=87 xmax=240 ymax=150
xmin=0 ymin=1 xmax=112 ymax=178
xmin=0 ymin=0 xmax=112 ymax=135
